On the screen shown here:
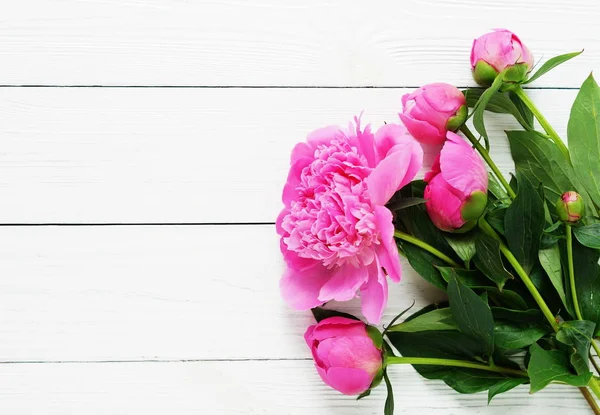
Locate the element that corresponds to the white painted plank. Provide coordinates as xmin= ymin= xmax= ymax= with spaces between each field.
xmin=0 ymin=0 xmax=598 ymax=87
xmin=0 ymin=360 xmax=590 ymax=414
xmin=0 ymin=88 xmax=572 ymax=223
xmin=0 ymin=225 xmax=446 ymax=361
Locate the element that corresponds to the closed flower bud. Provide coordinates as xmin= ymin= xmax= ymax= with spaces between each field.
xmin=304 ymin=316 xmax=383 ymax=395
xmin=471 ymin=29 xmax=534 ymax=86
xmin=556 ymin=191 xmax=585 ymax=223
xmin=400 ymin=83 xmax=467 ymax=146
xmin=424 ymin=132 xmax=489 ymax=232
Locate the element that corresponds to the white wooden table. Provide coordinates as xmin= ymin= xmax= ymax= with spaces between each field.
xmin=0 ymin=1 xmax=597 ymax=413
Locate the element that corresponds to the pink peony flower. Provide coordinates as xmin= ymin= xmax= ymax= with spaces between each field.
xmin=471 ymin=29 xmax=534 ymax=86
xmin=277 ymin=117 xmax=423 ymax=323
xmin=424 ymin=132 xmax=488 ymax=232
xmin=399 ymin=83 xmax=467 ymax=146
xmin=305 ymin=316 xmax=382 ymax=395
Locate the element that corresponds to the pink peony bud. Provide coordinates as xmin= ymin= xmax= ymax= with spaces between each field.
xmin=305 ymin=316 xmax=383 ymax=395
xmin=471 ymin=29 xmax=534 ymax=86
xmin=424 ymin=132 xmax=488 ymax=232
xmin=556 ymin=191 xmax=585 ymax=223
xmin=399 ymin=83 xmax=467 ymax=146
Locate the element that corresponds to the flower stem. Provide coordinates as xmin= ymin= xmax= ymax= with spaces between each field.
xmin=386 ymin=356 xmax=526 ymax=377
xmin=393 ymin=230 xmax=461 ymax=268
xmin=580 ymin=387 xmax=600 ymax=415
xmin=478 ymin=218 xmax=560 ymax=332
xmin=513 ymin=86 xmax=570 ymax=161
xmin=566 ymin=225 xmax=584 ymax=320
xmin=460 ymin=125 xmax=516 ymax=200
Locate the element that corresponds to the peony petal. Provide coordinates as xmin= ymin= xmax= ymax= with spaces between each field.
xmin=440 ymin=132 xmax=488 ymax=196
xmin=366 ymin=139 xmax=423 ymax=206
xmin=374 ymin=206 xmax=402 ymax=283
xmin=399 ymin=113 xmax=446 ymax=145
xmin=320 ymin=336 xmax=382 ymax=375
xmin=307 ymin=125 xmax=341 ymax=148
xmin=348 ymin=115 xmax=377 ymax=168
xmin=360 ymin=263 xmax=388 ymax=324
xmin=311 ymin=317 xmax=366 ymax=341
xmin=421 ymin=83 xmax=466 ymax=113
xmin=424 ymin=174 xmax=465 ymax=231
xmin=323 ymin=367 xmax=374 ymax=395
xmin=304 ymin=324 xmax=317 ymax=348
xmin=290 ymin=142 xmax=314 ymax=165
xmin=280 ymin=263 xmax=330 ymax=310
xmin=318 ymin=263 xmax=369 ymax=303
xmin=373 ymin=123 xmax=410 ymax=163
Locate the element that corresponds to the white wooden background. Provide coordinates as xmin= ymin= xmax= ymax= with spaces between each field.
xmin=0 ymin=1 xmax=598 ymax=413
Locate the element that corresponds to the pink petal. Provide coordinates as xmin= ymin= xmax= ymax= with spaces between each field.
xmin=366 ymin=140 xmax=423 ymax=206
xmin=374 ymin=206 xmax=402 ymax=283
xmin=304 ymin=324 xmax=316 ymax=348
xmin=373 ymin=123 xmax=410 ymax=163
xmin=320 ymin=336 xmax=382 ymax=374
xmin=440 ymin=132 xmax=488 ymax=196
xmin=424 ymin=174 xmax=465 ymax=231
xmin=280 ymin=263 xmax=330 ymax=310
xmin=348 ymin=115 xmax=377 ymax=168
xmin=399 ymin=113 xmax=446 ymax=145
xmin=318 ymin=263 xmax=369 ymax=303
xmin=290 ymin=142 xmax=314 ymax=165
xmin=282 ymin=156 xmax=312 ymax=207
xmin=360 ymin=263 xmax=388 ymax=324
xmin=307 ymin=125 xmax=341 ymax=148
xmin=311 ymin=317 xmax=366 ymax=341
xmin=421 ymin=83 xmax=466 ymax=113
xmin=322 ymin=367 xmax=374 ymax=395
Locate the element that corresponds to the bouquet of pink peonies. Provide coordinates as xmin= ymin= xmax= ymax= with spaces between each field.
xmin=277 ymin=29 xmax=600 ymax=414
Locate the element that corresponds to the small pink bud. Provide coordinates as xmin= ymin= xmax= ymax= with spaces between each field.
xmin=470 ymin=29 xmax=534 ymax=86
xmin=400 ymin=83 xmax=467 ymax=146
xmin=424 ymin=132 xmax=488 ymax=232
xmin=556 ymin=191 xmax=585 ymax=223
xmin=305 ymin=317 xmax=383 ymax=395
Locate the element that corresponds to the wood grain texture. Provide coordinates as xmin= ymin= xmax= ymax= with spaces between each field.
xmin=0 ymin=224 xmax=446 ymax=361
xmin=0 ymin=87 xmax=572 ymax=223
xmin=0 ymin=0 xmax=598 ymax=87
xmin=0 ymin=360 xmax=591 ymax=415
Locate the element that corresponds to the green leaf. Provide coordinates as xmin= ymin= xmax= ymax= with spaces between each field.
xmin=538 ymin=245 xmax=570 ymax=313
xmin=383 ymin=371 xmax=394 ymax=415
xmin=523 ymin=51 xmax=583 ymax=85
xmin=448 ymin=275 xmax=495 ymax=356
xmin=491 ymin=307 xmax=546 ymax=325
xmin=311 ymin=308 xmax=360 ymax=323
xmin=488 ymin=378 xmax=528 ymax=403
xmin=486 ymin=206 xmax=507 ymax=235
xmin=569 ymin=73 xmax=600 ymax=208
xmin=438 ymin=267 xmax=527 ymax=310
xmin=387 ymin=308 xmax=457 ymax=333
xmin=557 ymin=320 xmax=596 ymax=375
xmin=386 ymin=197 xmax=427 ymax=212
xmin=507 ymin=130 xmax=595 ymax=213
xmin=474 ymin=233 xmax=514 ymax=289
xmin=569 ymin=239 xmax=600 ymax=335
xmin=463 ymin=88 xmax=532 ymax=130
xmin=400 ymin=242 xmax=447 ymax=290
xmin=356 ymin=389 xmax=371 ymax=400
xmin=509 ymin=90 xmax=534 ymax=128
xmin=528 ymin=343 xmax=592 ymax=393
xmin=494 ymin=322 xmax=547 ymax=350
xmin=444 ymin=233 xmax=477 ymax=266
xmin=574 ymin=224 xmax=600 ymax=249
xmin=504 ymin=173 xmax=546 ymax=274
xmin=473 ymin=74 xmax=506 ymax=149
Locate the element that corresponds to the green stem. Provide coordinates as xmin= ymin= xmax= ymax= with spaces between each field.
xmin=386 ymin=356 xmax=527 ymax=377
xmin=590 ymin=378 xmax=600 ymax=401
xmin=566 ymin=225 xmax=584 ymax=320
xmin=513 ymin=86 xmax=570 ymax=161
xmin=393 ymin=230 xmax=461 ymax=268
xmin=580 ymin=386 xmax=600 ymax=415
xmin=479 ymin=218 xmax=560 ymax=332
xmin=460 ymin=125 xmax=516 ymax=200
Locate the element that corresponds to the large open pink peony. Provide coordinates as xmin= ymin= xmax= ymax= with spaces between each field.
xmin=277 ymin=117 xmax=423 ymax=323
